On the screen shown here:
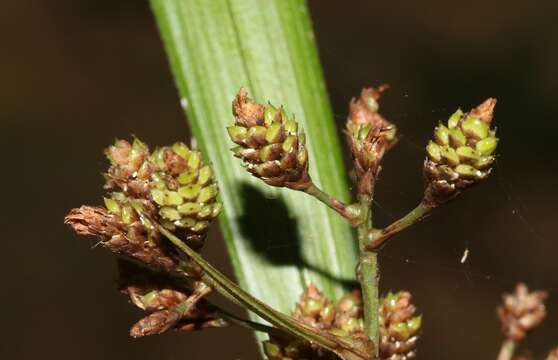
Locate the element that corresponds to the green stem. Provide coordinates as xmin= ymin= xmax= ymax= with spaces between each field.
xmin=305 ymin=183 xmax=362 ymax=225
xmin=496 ymin=339 xmax=517 ymax=360
xmin=217 ymin=310 xmax=286 ymax=337
xmin=356 ymin=194 xmax=379 ymax=355
xmin=156 ymin=224 xmax=371 ymax=360
xmin=366 ymin=201 xmax=434 ymax=251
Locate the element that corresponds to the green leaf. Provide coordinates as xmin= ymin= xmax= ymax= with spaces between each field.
xmin=150 ymin=0 xmax=357 ymax=339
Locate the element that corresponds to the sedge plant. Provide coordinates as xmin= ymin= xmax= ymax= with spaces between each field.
xmin=64 ymin=0 xmax=554 ymax=359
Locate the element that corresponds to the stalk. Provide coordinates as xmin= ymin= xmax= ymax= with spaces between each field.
xmin=497 ymin=339 xmax=517 ymax=360
xmin=357 ymin=194 xmax=379 ymax=354
xmin=367 ymin=201 xmax=434 ymax=251
xmin=150 ymin=0 xmax=357 ymax=349
xmin=158 ymin=224 xmax=371 ymax=360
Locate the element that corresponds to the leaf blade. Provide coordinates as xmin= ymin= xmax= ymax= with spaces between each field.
xmin=150 ymin=0 xmax=357 ymax=327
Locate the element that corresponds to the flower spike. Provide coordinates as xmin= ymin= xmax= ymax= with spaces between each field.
xmin=346 ymin=86 xmax=397 ymax=195
xmin=424 ymin=98 xmax=498 ymax=205
xmin=228 ymin=88 xmax=311 ymax=190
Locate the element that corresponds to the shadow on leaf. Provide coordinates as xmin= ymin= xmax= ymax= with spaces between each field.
xmin=237 ymin=183 xmax=358 ymax=291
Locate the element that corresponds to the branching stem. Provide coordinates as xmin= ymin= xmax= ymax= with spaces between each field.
xmin=366 ymin=201 xmax=434 ymax=251
xmin=305 ymin=183 xmax=362 ymax=226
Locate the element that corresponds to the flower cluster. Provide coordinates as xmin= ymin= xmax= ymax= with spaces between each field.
xmin=345 ymin=86 xmax=397 ymax=195
xmin=263 ymin=286 xmax=421 ymax=360
xmin=424 ymin=99 xmax=498 ymax=205
xmin=65 ymin=138 xmax=222 ymax=335
xmin=228 ymin=88 xmax=311 ymax=190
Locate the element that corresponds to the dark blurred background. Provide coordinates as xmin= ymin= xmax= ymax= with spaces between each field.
xmin=5 ymin=0 xmax=557 ymax=359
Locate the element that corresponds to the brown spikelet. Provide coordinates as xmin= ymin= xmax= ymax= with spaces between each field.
xmin=130 ymin=308 xmax=183 ymax=337
xmin=497 ymin=283 xmax=548 ymax=342
xmin=64 ymin=206 xmax=177 ymax=272
xmin=129 ymin=282 xmax=213 ymax=338
xmin=123 ymin=285 xmax=189 ymax=312
xmin=232 ymin=87 xmax=265 ymax=127
xmin=104 ymin=138 xmax=153 ymax=197
xmin=345 ymin=86 xmax=397 ymax=195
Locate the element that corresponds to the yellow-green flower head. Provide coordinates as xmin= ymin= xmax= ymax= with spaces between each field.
xmin=424 ymin=98 xmax=498 ymax=204
xmin=228 ymin=88 xmax=311 ymax=190
xmin=104 ymin=138 xmax=221 ymax=250
xmin=148 ymin=142 xmax=221 ymax=250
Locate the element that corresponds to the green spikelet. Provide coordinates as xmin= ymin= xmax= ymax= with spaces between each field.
xmin=379 ymin=291 xmax=422 ymax=360
xmin=424 ymin=98 xmax=498 ymax=204
xmin=228 ymin=88 xmax=311 ymax=190
xmin=345 ymin=86 xmax=397 ymax=195
xmin=148 ymin=142 xmax=221 ymax=250
xmin=103 ymin=138 xmax=221 ymax=250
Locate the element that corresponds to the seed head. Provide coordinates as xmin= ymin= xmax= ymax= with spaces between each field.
xmin=346 ymin=86 xmax=397 ymax=195
xmin=228 ymin=88 xmax=311 ymax=190
xmin=64 ymin=205 xmax=177 ymax=272
xmin=424 ymin=98 xmax=498 ymax=205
